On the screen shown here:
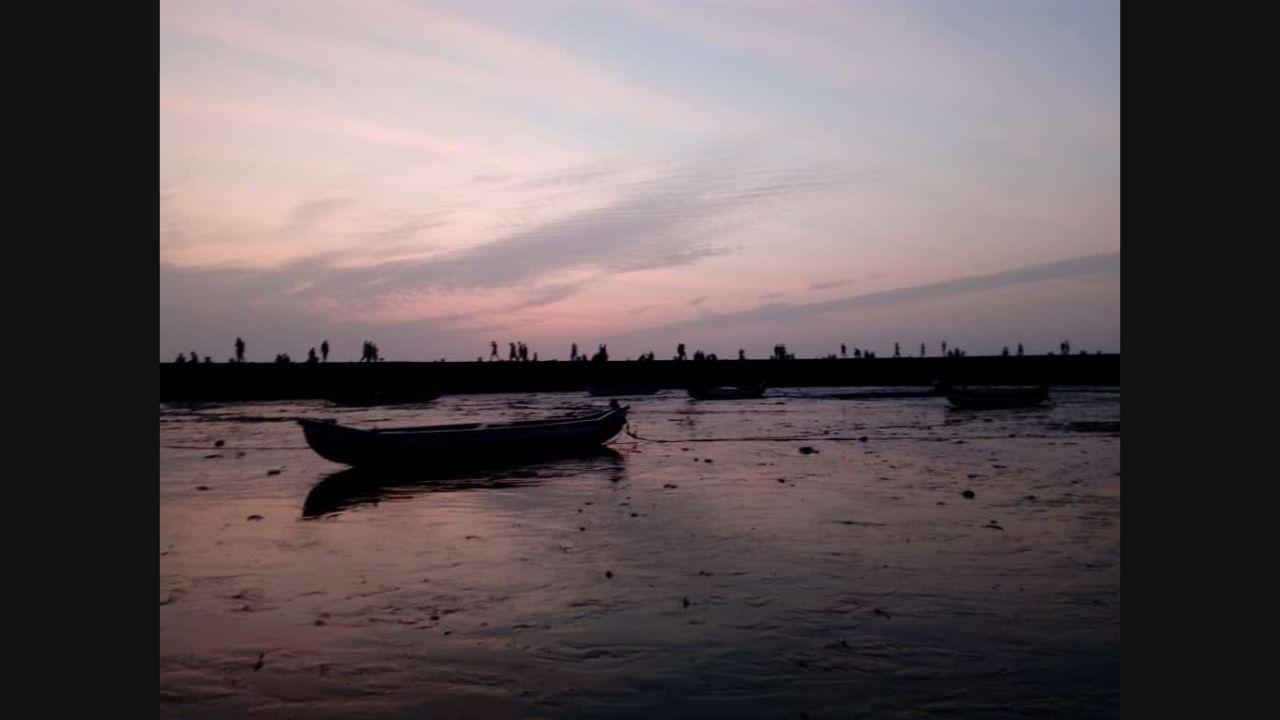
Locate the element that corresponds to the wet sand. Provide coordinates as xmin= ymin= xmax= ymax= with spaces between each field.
xmin=160 ymin=388 xmax=1120 ymax=718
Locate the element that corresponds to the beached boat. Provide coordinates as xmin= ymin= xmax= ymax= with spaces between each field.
xmin=324 ymin=390 xmax=441 ymax=407
xmin=687 ymin=383 xmax=767 ymax=400
xmin=820 ymin=388 xmax=940 ymax=400
xmin=298 ymin=404 xmax=629 ymax=467
xmin=586 ymin=382 xmax=661 ymax=397
xmin=943 ymin=385 xmax=1049 ymax=410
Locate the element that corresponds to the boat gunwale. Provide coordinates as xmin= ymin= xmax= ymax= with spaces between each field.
xmin=299 ymin=407 xmax=625 ymax=437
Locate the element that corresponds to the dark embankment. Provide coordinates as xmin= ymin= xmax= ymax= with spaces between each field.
xmin=159 ymin=354 xmax=1119 ymax=402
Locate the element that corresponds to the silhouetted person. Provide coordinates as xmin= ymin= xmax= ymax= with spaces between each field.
xmin=920 ymin=343 xmax=926 ymax=357
xmin=854 ymin=348 xmax=861 ymax=359
xmin=490 ymin=341 xmax=499 ymax=361
xmin=739 ymin=349 xmax=746 ymax=360
xmin=677 ymin=343 xmax=686 ymax=361
xmin=1063 ymin=340 xmax=1071 ymax=355
xmin=509 ymin=343 xmax=517 ymax=361
xmin=1018 ymin=343 xmax=1024 ymax=356
xmin=235 ymin=337 xmax=245 ymax=363
xmin=175 ymin=354 xmax=186 ymax=364
xmin=307 ymin=348 xmax=318 ymax=363
xmin=1002 ymin=346 xmax=1010 ymax=356
xmin=571 ymin=342 xmax=578 ymax=361
xmin=204 ymin=356 xmax=212 ymax=363
xmin=841 ymin=343 xmax=847 ymax=358
xmin=941 ymin=341 xmax=947 ymax=356
xmin=894 ymin=342 xmax=901 ymax=358
xmin=321 ymin=340 xmax=329 ymax=362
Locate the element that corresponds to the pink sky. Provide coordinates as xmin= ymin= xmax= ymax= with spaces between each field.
xmin=161 ymin=0 xmax=1119 ymax=361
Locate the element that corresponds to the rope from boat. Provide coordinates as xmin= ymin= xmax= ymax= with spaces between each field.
xmin=621 ymin=425 xmax=1101 ymax=444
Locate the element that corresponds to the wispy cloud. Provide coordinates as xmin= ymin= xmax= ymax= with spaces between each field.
xmin=808 ymin=278 xmax=855 ymax=291
xmin=615 ymin=252 xmax=1120 ymax=341
xmin=162 ymin=148 xmax=878 ymax=328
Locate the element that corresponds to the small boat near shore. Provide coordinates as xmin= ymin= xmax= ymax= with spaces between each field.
xmin=324 ymin=390 xmax=441 ymax=407
xmin=298 ymin=403 xmax=629 ymax=467
xmin=819 ymin=388 xmax=940 ymax=400
xmin=586 ymin=382 xmax=660 ymax=397
xmin=943 ymin=385 xmax=1049 ymax=410
xmin=687 ymin=383 xmax=767 ymax=400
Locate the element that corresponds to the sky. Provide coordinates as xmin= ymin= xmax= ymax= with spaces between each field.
xmin=160 ymin=0 xmax=1119 ymax=362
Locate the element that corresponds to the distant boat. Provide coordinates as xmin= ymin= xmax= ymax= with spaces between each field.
xmin=324 ymin=390 xmax=441 ymax=407
xmin=298 ymin=404 xmax=629 ymax=467
xmin=586 ymin=382 xmax=660 ymax=397
xmin=687 ymin=383 xmax=767 ymax=400
xmin=942 ymin=385 xmax=1049 ymax=410
xmin=820 ymin=388 xmax=940 ymax=400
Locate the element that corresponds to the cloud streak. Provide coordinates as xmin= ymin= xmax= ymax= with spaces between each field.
xmin=614 ymin=252 xmax=1120 ymax=341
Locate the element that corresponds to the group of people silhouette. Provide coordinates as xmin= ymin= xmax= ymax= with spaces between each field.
xmin=490 ymin=341 xmax=536 ymax=362
xmin=174 ymin=337 xmax=1091 ymax=364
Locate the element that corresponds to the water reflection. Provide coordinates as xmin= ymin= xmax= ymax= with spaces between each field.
xmin=302 ymin=447 xmax=627 ymax=518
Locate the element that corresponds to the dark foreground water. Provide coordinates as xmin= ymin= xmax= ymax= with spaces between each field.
xmin=160 ymin=388 xmax=1120 ymax=718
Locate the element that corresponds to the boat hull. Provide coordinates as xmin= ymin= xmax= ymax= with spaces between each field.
xmin=298 ymin=407 xmax=628 ymax=467
xmin=325 ymin=391 xmax=441 ymax=407
xmin=687 ymin=384 xmax=767 ymax=400
xmin=586 ymin=383 xmax=660 ymax=397
xmin=944 ymin=387 xmax=1049 ymax=409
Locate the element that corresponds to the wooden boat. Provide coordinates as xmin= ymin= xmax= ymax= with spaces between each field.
xmin=298 ymin=404 xmax=629 ymax=467
xmin=687 ymin=383 xmax=767 ymax=400
xmin=324 ymin=390 xmax=441 ymax=407
xmin=820 ymin=388 xmax=939 ymax=400
xmin=943 ymin=385 xmax=1049 ymax=410
xmin=586 ymin=382 xmax=660 ymax=397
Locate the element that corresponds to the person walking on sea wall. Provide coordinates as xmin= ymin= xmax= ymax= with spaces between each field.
xmin=235 ymin=337 xmax=245 ymax=363
xmin=321 ymin=340 xmax=329 ymax=362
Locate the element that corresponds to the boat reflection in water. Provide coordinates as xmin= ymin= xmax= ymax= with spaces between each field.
xmin=302 ymin=447 xmax=626 ymax=518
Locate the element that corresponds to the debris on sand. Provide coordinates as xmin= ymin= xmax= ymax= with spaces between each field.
xmin=704 ymin=458 xmax=713 ymax=463
xmin=605 ymin=570 xmax=613 ymax=579
xmin=196 ymin=485 xmax=210 ymax=491
xmin=873 ymin=608 xmax=892 ymax=619
xmin=267 ymin=469 xmax=282 ymax=476
xmin=798 ymin=446 xmax=819 ymax=454
xmin=962 ymin=490 xmax=975 ymax=499
xmin=204 ymin=454 xmax=222 ymax=459
xmin=253 ymin=653 xmax=264 ymax=671
xmin=683 ymin=597 xmax=690 ymax=608
xmin=859 ymin=436 xmax=868 ymax=442
xmin=984 ymin=520 xmax=1004 ymax=531
xmin=246 ymin=515 xmax=263 ymax=521
xmin=663 ymin=483 xmax=678 ymax=489
xmin=777 ymin=478 xmax=787 ymax=483
xmin=214 ymin=440 xmax=225 ymax=447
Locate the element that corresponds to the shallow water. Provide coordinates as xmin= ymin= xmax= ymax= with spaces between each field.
xmin=160 ymin=387 xmax=1120 ymax=718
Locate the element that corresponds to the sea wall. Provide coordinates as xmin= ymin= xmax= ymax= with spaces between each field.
xmin=159 ymin=354 xmax=1120 ymax=402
